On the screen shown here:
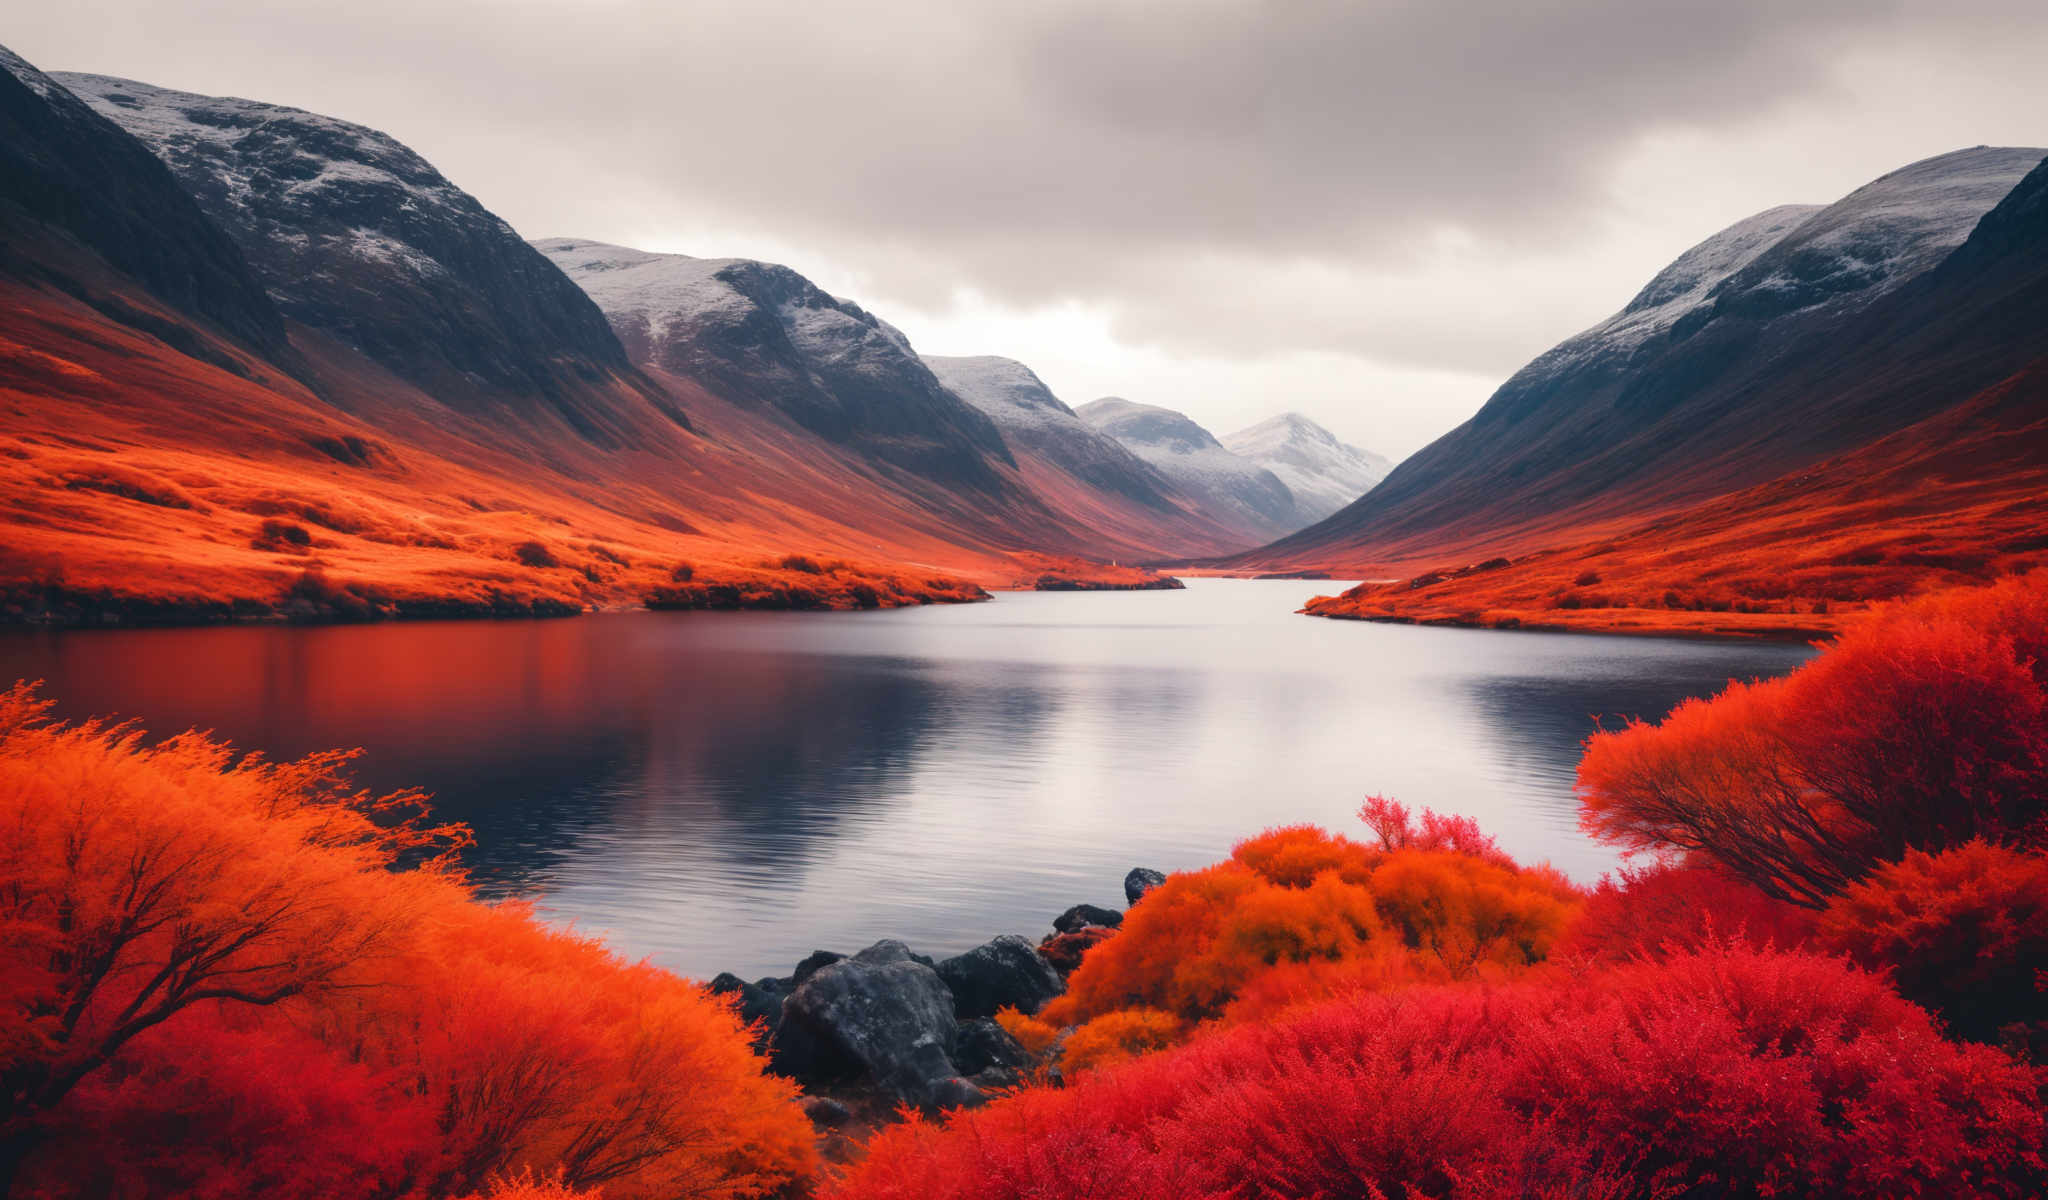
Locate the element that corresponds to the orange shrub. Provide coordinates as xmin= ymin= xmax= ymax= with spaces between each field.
xmin=1059 ymin=1009 xmax=1183 ymax=1075
xmin=0 ymin=684 xmax=814 ymax=1198
xmin=1039 ymin=813 xmax=1580 ymax=1067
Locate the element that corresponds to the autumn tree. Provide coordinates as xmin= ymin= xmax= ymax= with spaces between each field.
xmin=1578 ymin=573 xmax=2048 ymax=906
xmin=0 ymin=683 xmax=461 ymax=1187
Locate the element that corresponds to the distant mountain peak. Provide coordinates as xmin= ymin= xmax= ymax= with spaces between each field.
xmin=1222 ymin=412 xmax=1391 ymax=525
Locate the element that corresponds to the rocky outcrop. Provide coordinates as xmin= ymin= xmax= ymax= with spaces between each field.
xmin=775 ymin=940 xmax=966 ymax=1110
xmin=1125 ymin=867 xmax=1167 ymax=905
xmin=936 ymin=935 xmax=1066 ymax=1019
xmin=1054 ymin=903 xmax=1124 ymax=933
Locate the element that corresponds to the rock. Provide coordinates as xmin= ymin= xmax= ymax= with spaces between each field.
xmin=953 ymin=1017 xmax=1031 ymax=1076
xmin=935 ymin=935 xmax=1066 ymax=1019
xmin=926 ymin=1076 xmax=988 ymax=1111
xmin=776 ymin=942 xmax=962 ymax=1110
xmin=1039 ymin=926 xmax=1117 ymax=976
xmin=1053 ymin=903 xmax=1124 ymax=934
xmin=851 ymin=939 xmax=936 ymax=969
xmin=1125 ymin=868 xmax=1167 ymax=905
xmin=708 ymin=972 xmax=782 ymax=1037
xmin=800 ymin=1096 xmax=852 ymax=1128
xmin=793 ymin=949 xmax=845 ymax=984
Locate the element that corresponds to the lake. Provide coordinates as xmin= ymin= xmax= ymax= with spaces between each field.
xmin=0 ymin=579 xmax=1814 ymax=979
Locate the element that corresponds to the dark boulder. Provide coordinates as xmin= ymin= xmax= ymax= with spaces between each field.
xmin=800 ymin=1096 xmax=852 ymax=1128
xmin=1125 ymin=867 xmax=1167 ymax=905
xmin=708 ymin=972 xmax=783 ymax=1037
xmin=776 ymin=940 xmax=962 ymax=1110
xmin=936 ymin=935 xmax=1066 ymax=1018
xmin=793 ymin=949 xmax=846 ymax=984
xmin=926 ymin=1076 xmax=989 ymax=1111
xmin=954 ymin=1017 xmax=1031 ymax=1077
xmin=1054 ymin=903 xmax=1124 ymax=934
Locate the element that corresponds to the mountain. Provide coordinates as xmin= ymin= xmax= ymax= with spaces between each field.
xmin=0 ymin=48 xmax=1153 ymax=625
xmin=1077 ymin=398 xmax=1300 ymax=540
xmin=922 ymin=355 xmax=1252 ymax=556
xmin=0 ymin=47 xmax=285 ymax=361
xmin=58 ymin=72 xmax=681 ymax=446
xmin=1220 ymin=413 xmax=1391 ymax=524
xmin=1248 ymin=146 xmax=2044 ymax=569
xmin=1276 ymin=148 xmax=2048 ymax=635
xmin=531 ymin=238 xmax=1026 ymax=497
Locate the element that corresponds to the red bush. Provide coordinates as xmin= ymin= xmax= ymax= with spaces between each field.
xmin=1556 ymin=861 xmax=1815 ymax=963
xmin=1819 ymin=841 xmax=2048 ymax=1045
xmin=830 ymin=946 xmax=2047 ymax=1200
xmin=1579 ymin=573 xmax=2048 ymax=906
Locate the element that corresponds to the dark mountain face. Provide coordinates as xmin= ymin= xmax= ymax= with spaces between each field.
xmin=922 ymin=355 xmax=1185 ymax=510
xmin=536 ymin=239 xmax=1022 ymax=493
xmin=58 ymin=73 xmax=671 ymax=443
xmin=1256 ymin=146 xmax=2047 ymax=563
xmin=0 ymin=46 xmax=284 ymax=358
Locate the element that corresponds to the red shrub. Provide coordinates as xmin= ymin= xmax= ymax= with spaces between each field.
xmin=829 ymin=946 xmax=2047 ymax=1200
xmin=1556 ymin=861 xmax=1815 ymax=963
xmin=1579 ymin=573 xmax=2048 ymax=906
xmin=1819 ymin=841 xmax=2048 ymax=1044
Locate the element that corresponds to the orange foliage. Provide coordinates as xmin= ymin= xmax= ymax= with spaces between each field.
xmin=1819 ymin=841 xmax=2048 ymax=1045
xmin=831 ymin=945 xmax=2046 ymax=1200
xmin=1578 ymin=573 xmax=2048 ymax=906
xmin=1038 ymin=810 xmax=1580 ymax=1070
xmin=0 ymin=684 xmax=813 ymax=1198
xmin=1057 ymin=1009 xmax=1183 ymax=1075
xmin=1293 ymin=369 xmax=2048 ymax=638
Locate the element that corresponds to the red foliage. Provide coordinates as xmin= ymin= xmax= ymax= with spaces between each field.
xmin=830 ymin=946 xmax=2047 ymax=1200
xmin=1036 ymin=926 xmax=1116 ymax=976
xmin=1556 ymin=861 xmax=1816 ymax=964
xmin=1819 ymin=841 xmax=2048 ymax=1045
xmin=1579 ymin=573 xmax=2048 ymax=906
xmin=0 ymin=685 xmax=814 ymax=1198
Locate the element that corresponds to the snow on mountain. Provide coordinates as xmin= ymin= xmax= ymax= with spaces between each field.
xmin=1221 ymin=413 xmax=1391 ymax=524
xmin=923 ymin=355 xmax=1192 ymax=510
xmin=58 ymin=71 xmax=648 ymax=438
xmin=1077 ymin=397 xmax=1300 ymax=537
xmin=1246 ymin=144 xmax=2048 ymax=566
xmin=536 ymin=238 xmax=1020 ymax=490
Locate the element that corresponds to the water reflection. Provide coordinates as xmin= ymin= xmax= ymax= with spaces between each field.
xmin=0 ymin=582 xmax=1814 ymax=977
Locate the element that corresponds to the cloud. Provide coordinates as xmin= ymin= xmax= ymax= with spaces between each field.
xmin=10 ymin=0 xmax=2048 ymax=455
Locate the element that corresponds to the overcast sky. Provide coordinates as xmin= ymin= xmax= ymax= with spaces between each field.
xmin=14 ymin=2 xmax=2048 ymax=458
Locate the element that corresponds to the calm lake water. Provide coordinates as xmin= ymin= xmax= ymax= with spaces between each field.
xmin=0 ymin=579 xmax=1813 ymax=979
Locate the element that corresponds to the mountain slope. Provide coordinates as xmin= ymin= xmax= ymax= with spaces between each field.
xmin=923 ymin=355 xmax=1253 ymax=557
xmin=534 ymin=238 xmax=1018 ymax=494
xmin=0 ymin=47 xmax=285 ymax=361
xmin=59 ymin=72 xmax=681 ymax=447
xmin=1077 ymin=397 xmax=1300 ymax=541
xmin=1220 ymin=413 xmax=1391 ymax=524
xmin=0 ymin=49 xmax=1146 ymax=624
xmin=1248 ymin=146 xmax=2044 ymax=569
xmin=1294 ymin=151 xmax=2048 ymax=635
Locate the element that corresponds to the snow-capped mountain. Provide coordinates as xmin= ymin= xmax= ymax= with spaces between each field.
xmin=0 ymin=49 xmax=285 ymax=357
xmin=58 ymin=72 xmax=664 ymax=442
xmin=922 ymin=356 xmax=1179 ymax=508
xmin=1220 ymin=413 xmax=1391 ymax=524
xmin=536 ymin=238 xmax=1018 ymax=491
xmin=1077 ymin=398 xmax=1301 ymax=538
xmin=1248 ymin=145 xmax=2048 ymax=565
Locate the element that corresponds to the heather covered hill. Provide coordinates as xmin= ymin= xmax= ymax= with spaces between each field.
xmin=1221 ymin=412 xmax=1391 ymax=524
xmin=1078 ymin=397 xmax=1302 ymax=541
xmin=1244 ymin=146 xmax=2044 ymax=570
xmin=0 ymin=48 xmax=1159 ymax=623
